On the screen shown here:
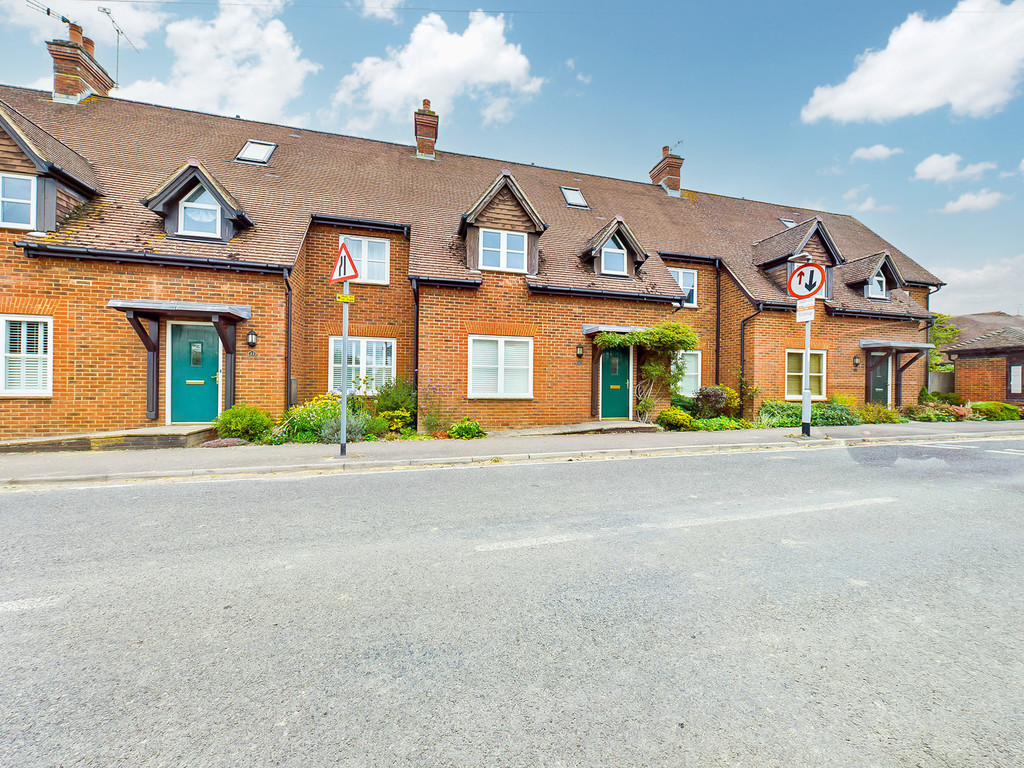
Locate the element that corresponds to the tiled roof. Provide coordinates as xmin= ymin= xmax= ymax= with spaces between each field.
xmin=837 ymin=252 xmax=887 ymax=285
xmin=0 ymin=84 xmax=943 ymax=313
xmin=0 ymin=99 xmax=103 ymax=193
xmin=946 ymin=326 xmax=1024 ymax=353
xmin=750 ymin=217 xmax=818 ymax=267
xmin=947 ymin=312 xmax=1024 ymax=348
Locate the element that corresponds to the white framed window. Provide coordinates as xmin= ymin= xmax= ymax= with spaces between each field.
xmin=329 ymin=336 xmax=395 ymax=394
xmin=2 ymin=315 xmax=52 ymax=396
xmin=235 ymin=140 xmax=276 ymax=164
xmin=178 ymin=184 xmax=221 ymax=238
xmin=1 ymin=173 xmax=36 ymax=230
xmin=560 ymin=186 xmax=588 ymax=208
xmin=868 ymin=270 xmax=887 ymax=299
xmin=468 ymin=335 xmax=532 ymax=398
xmin=785 ymin=349 xmax=826 ymax=400
xmin=668 ymin=267 xmax=697 ymax=306
xmin=340 ymin=235 xmax=390 ymax=285
xmin=675 ymin=350 xmax=702 ymax=397
xmin=600 ymin=234 xmax=628 ymax=276
xmin=1010 ymin=365 xmax=1022 ymax=395
xmin=479 ymin=229 xmax=526 ymax=272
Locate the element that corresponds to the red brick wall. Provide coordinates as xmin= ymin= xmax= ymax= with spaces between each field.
xmin=905 ymin=286 xmax=931 ymax=311
xmin=955 ymin=357 xmax=1006 ymax=402
xmin=416 ymin=273 xmax=689 ymax=429
xmin=1 ymin=229 xmax=287 ymax=439
xmin=745 ymin=310 xmax=928 ymax=411
xmin=292 ymin=224 xmax=415 ymax=404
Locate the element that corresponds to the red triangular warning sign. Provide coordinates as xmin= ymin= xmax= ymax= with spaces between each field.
xmin=330 ymin=242 xmax=359 ymax=283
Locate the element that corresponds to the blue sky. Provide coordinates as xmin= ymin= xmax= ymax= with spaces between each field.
xmin=2 ymin=0 xmax=1022 ymax=316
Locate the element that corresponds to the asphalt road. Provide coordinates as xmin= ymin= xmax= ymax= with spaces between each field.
xmin=2 ymin=438 xmax=1023 ymax=767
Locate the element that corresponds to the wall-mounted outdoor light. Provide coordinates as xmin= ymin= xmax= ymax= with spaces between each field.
xmin=246 ymin=329 xmax=260 ymax=348
xmin=576 ymin=343 xmax=585 ymax=359
xmin=853 ymin=353 xmax=861 ymax=370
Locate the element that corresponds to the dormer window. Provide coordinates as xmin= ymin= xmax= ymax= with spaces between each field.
xmin=1 ymin=173 xmax=35 ymax=229
xmin=178 ymin=185 xmax=221 ymax=238
xmin=868 ymin=270 xmax=887 ymax=299
xmin=601 ymin=235 xmax=628 ymax=276
xmin=236 ymin=140 xmax=276 ymax=164
xmin=480 ymin=229 xmax=526 ymax=272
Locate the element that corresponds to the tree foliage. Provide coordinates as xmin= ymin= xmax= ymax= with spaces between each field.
xmin=928 ymin=314 xmax=960 ymax=371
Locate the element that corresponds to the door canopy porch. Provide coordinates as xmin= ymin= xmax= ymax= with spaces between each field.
xmin=859 ymin=339 xmax=934 ymax=405
xmin=107 ymin=299 xmax=252 ymax=420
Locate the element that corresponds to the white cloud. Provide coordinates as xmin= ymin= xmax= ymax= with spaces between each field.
xmin=117 ymin=0 xmax=319 ymax=125
xmin=938 ymin=189 xmax=1008 ymax=213
xmin=576 ymin=73 xmax=592 ymax=85
xmin=843 ymin=185 xmax=869 ymax=201
xmin=1020 ymin=158 xmax=1024 ymax=173
xmin=0 ymin=0 xmax=166 ymax=49
xmin=914 ymin=153 xmax=997 ymax=182
xmin=332 ymin=11 xmax=543 ymax=131
xmin=566 ymin=58 xmax=575 ymax=70
xmin=801 ymin=0 xmax=1024 ymax=123
xmin=358 ymin=0 xmax=404 ymax=21
xmin=851 ymin=144 xmax=903 ymax=161
xmin=932 ymin=252 xmax=1024 ymax=314
xmin=851 ymin=196 xmax=897 ymax=213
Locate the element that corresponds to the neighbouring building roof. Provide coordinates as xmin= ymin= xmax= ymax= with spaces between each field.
xmin=946 ymin=312 xmax=1024 ymax=349
xmin=946 ymin=326 xmax=1024 ymax=355
xmin=0 ymin=84 xmax=943 ymax=314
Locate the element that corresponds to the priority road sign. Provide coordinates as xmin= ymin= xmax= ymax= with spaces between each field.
xmin=330 ymin=242 xmax=359 ymax=283
xmin=787 ymin=263 xmax=826 ymax=299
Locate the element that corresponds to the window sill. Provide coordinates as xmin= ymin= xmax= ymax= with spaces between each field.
xmin=169 ymin=233 xmax=227 ymax=244
xmin=785 ymin=395 xmax=826 ymax=401
xmin=350 ymin=279 xmax=390 ymax=286
xmin=0 ymin=222 xmax=35 ymax=231
xmin=0 ymin=393 xmax=53 ymax=399
xmin=467 ymin=394 xmax=534 ymax=400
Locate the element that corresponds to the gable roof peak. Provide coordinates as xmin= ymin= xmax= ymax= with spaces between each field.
xmin=140 ymin=158 xmax=252 ymax=227
xmin=462 ymin=169 xmax=546 ymax=233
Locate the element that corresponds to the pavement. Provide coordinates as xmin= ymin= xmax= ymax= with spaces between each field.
xmin=2 ymin=419 xmax=1023 ymax=486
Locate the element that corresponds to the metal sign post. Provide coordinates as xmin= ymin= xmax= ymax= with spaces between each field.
xmin=329 ymin=243 xmax=359 ymax=457
xmin=787 ymin=261 xmax=827 ymax=438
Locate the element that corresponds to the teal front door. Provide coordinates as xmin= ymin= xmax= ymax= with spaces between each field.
xmin=600 ymin=347 xmax=630 ymax=419
xmin=868 ymin=352 xmax=890 ymax=404
xmin=170 ymin=324 xmax=220 ymax=422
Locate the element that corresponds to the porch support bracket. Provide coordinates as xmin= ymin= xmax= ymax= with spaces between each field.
xmin=124 ymin=310 xmax=160 ymax=420
xmin=210 ymin=314 xmax=237 ymax=410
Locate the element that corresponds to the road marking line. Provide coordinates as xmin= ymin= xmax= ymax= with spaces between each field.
xmin=476 ymin=532 xmax=594 ymax=552
xmin=0 ymin=595 xmax=61 ymax=613
xmin=914 ymin=443 xmax=968 ymax=450
xmin=986 ymin=449 xmax=1024 ymax=456
xmin=477 ymin=498 xmax=895 ymax=552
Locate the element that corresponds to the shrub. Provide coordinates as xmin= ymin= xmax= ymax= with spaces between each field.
xmin=857 ymin=402 xmax=909 ymax=424
xmin=690 ymin=417 xmax=751 ymax=431
xmin=364 ymin=414 xmax=390 ymax=439
xmin=378 ymin=409 xmax=414 ymax=431
xmin=212 ymin=403 xmax=274 ymax=441
xmin=756 ymin=399 xmax=861 ymax=428
xmin=829 ymin=393 xmax=856 ymax=408
xmin=669 ymin=394 xmax=698 ymax=415
xmin=319 ymin=410 xmax=373 ymax=443
xmin=448 ymin=417 xmax=486 ymax=439
xmin=918 ymin=386 xmax=936 ymax=404
xmin=756 ymin=399 xmax=801 ymax=428
xmin=971 ymin=401 xmax=1021 ymax=421
xmin=903 ymin=404 xmax=955 ymax=422
xmin=811 ymin=402 xmax=862 ymax=426
xmin=418 ymin=381 xmax=459 ymax=433
xmin=933 ymin=391 xmax=964 ymax=406
xmin=656 ymin=407 xmax=693 ymax=431
xmin=693 ymin=385 xmax=741 ymax=419
xmin=635 ymin=396 xmax=656 ymax=421
xmin=374 ymin=376 xmax=417 ymax=416
xmin=279 ymin=394 xmax=342 ymax=442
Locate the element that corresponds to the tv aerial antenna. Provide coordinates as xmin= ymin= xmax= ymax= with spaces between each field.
xmin=98 ymin=6 xmax=139 ymax=88
xmin=25 ymin=1 xmax=73 ymax=26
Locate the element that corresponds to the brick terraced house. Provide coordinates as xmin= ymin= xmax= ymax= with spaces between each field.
xmin=944 ymin=313 xmax=1024 ymax=404
xmin=0 ymin=27 xmax=945 ymax=440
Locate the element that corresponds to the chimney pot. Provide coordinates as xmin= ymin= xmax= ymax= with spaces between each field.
xmin=68 ymin=23 xmax=83 ymax=45
xmin=662 ymin=146 xmax=670 ymax=158
xmin=83 ymin=37 xmax=95 ymax=58
xmin=414 ymin=98 xmax=439 ymax=160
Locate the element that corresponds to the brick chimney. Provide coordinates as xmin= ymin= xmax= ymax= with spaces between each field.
xmin=650 ymin=146 xmax=684 ymax=196
xmin=414 ymin=99 xmax=439 ymax=160
xmin=47 ymin=23 xmax=115 ymax=104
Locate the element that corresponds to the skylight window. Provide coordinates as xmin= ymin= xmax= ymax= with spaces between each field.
xmin=779 ymin=218 xmax=796 ymax=228
xmin=236 ymin=140 xmax=277 ymax=164
xmin=560 ymin=186 xmax=588 ymax=208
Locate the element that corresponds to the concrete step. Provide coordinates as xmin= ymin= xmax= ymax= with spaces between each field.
xmin=0 ymin=425 xmax=217 ymax=454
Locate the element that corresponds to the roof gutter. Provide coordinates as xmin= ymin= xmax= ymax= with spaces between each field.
xmin=19 ymin=242 xmax=289 ymax=274
xmin=310 ymin=214 xmax=410 ymax=239
xmin=527 ymin=284 xmax=680 ymax=304
xmin=410 ymin=275 xmax=482 ymax=289
xmin=825 ymin=305 xmax=933 ymax=322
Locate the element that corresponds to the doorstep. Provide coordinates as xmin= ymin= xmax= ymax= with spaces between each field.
xmin=0 ymin=424 xmax=217 ymax=454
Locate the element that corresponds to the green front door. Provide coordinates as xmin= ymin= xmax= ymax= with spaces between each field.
xmin=170 ymin=324 xmax=220 ymax=422
xmin=869 ymin=352 xmax=890 ymax=404
xmin=600 ymin=347 xmax=630 ymax=419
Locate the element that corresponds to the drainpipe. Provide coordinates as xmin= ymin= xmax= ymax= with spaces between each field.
xmin=715 ymin=259 xmax=722 ymax=385
xmin=738 ymin=302 xmax=764 ymax=418
xmin=282 ymin=267 xmax=293 ymax=409
xmin=411 ymin=277 xmax=420 ymax=390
